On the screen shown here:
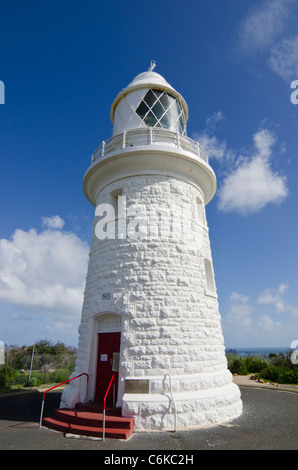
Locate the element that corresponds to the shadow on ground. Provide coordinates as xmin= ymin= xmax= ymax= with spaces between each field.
xmin=0 ymin=390 xmax=61 ymax=423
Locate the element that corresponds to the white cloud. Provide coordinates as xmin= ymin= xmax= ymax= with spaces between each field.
xmin=269 ymin=35 xmax=298 ymax=81
xmin=206 ymin=111 xmax=226 ymax=129
xmin=234 ymin=0 xmax=298 ymax=83
xmin=194 ymin=114 xmax=288 ymax=215
xmin=257 ymin=283 xmax=293 ymax=314
xmin=230 ymin=292 xmax=249 ymax=304
xmin=224 ymin=292 xmax=254 ymax=330
xmin=193 ymin=111 xmax=232 ymax=162
xmin=217 ymin=129 xmax=288 ymax=215
xmin=197 ymin=134 xmax=227 ymax=161
xmin=257 ymin=314 xmax=282 ymax=332
xmin=42 ymin=215 xmax=65 ymax=230
xmin=253 ymin=128 xmax=276 ymax=158
xmin=223 ymin=285 xmax=298 ymax=346
xmin=0 ymin=220 xmax=89 ymax=321
xmin=236 ymin=0 xmax=294 ymax=55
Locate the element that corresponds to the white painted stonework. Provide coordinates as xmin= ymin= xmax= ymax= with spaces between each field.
xmin=60 ymin=68 xmax=242 ymax=431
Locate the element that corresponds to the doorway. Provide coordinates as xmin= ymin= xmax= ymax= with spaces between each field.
xmin=95 ymin=332 xmax=121 ymax=405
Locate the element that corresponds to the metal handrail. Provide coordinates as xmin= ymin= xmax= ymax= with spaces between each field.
xmin=164 ymin=373 xmax=177 ymax=432
xmin=102 ymin=374 xmax=115 ymax=441
xmin=91 ymin=128 xmax=209 ymax=164
xmin=39 ymin=372 xmax=89 ymax=428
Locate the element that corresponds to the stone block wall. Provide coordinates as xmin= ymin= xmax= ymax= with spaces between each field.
xmin=60 ymin=174 xmax=242 ymax=429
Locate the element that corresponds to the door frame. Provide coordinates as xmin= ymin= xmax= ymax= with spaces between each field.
xmin=88 ymin=313 xmax=122 ymax=403
xmin=95 ymin=331 xmax=121 ymax=402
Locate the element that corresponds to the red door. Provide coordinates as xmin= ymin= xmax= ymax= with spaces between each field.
xmin=95 ymin=332 xmax=121 ymax=404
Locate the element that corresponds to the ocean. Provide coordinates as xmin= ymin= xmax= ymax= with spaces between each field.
xmin=225 ymin=347 xmax=291 ymax=358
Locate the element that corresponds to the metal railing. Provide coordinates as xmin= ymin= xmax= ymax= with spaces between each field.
xmin=102 ymin=374 xmax=115 ymax=441
xmin=163 ymin=373 xmax=177 ymax=432
xmin=39 ymin=372 xmax=89 ymax=428
xmin=91 ymin=128 xmax=209 ymax=164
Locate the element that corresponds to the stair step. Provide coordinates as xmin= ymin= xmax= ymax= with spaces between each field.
xmin=42 ymin=402 xmax=134 ymax=440
xmin=54 ymin=409 xmax=134 ymax=430
xmin=43 ymin=417 xmax=132 ymax=439
xmin=76 ymin=402 xmax=122 ymax=416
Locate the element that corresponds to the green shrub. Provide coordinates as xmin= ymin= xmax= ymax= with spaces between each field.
xmin=226 ymin=352 xmax=298 ymax=385
xmin=259 ymin=366 xmax=278 ymax=382
xmin=29 ymin=368 xmax=72 ymax=386
xmin=227 ymin=355 xmax=248 ymax=375
xmin=270 ymin=353 xmax=289 ymax=369
xmin=25 ymin=377 xmax=41 ymax=387
xmin=0 ymin=365 xmax=16 ymax=386
xmin=277 ymin=369 xmax=298 ymax=385
xmin=245 ymin=356 xmax=268 ymax=373
xmin=48 ymin=369 xmax=71 ymax=384
xmin=13 ymin=372 xmax=28 ymax=385
xmin=258 ymin=365 xmax=298 ymax=384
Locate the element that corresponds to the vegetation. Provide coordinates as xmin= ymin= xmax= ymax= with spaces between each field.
xmin=1 ymin=340 xmax=297 ymax=392
xmin=0 ymin=339 xmax=76 ymax=392
xmin=226 ymin=350 xmax=298 ymax=385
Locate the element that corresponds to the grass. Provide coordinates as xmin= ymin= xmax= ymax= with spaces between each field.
xmin=0 ymin=366 xmax=73 ymax=393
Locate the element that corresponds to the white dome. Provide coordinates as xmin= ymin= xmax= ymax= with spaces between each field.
xmin=126 ymin=71 xmax=173 ymax=90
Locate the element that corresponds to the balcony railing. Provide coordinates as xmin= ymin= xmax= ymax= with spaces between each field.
xmin=91 ymin=128 xmax=208 ymax=165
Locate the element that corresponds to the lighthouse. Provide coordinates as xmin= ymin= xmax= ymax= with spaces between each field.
xmin=60 ymin=64 xmax=242 ymax=431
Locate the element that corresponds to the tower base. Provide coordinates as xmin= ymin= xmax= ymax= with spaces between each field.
xmin=122 ymin=381 xmax=242 ymax=432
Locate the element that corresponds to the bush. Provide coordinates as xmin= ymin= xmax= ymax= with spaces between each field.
xmin=25 ymin=377 xmax=41 ymax=387
xmin=278 ymin=369 xmax=298 ymax=385
xmin=0 ymin=339 xmax=76 ymax=392
xmin=0 ymin=365 xmax=16 ymax=386
xmin=26 ymin=368 xmax=72 ymax=387
xmin=48 ymin=369 xmax=71 ymax=384
xmin=259 ymin=366 xmax=279 ymax=382
xmin=226 ymin=352 xmax=298 ymax=385
xmin=227 ymin=355 xmax=248 ymax=375
xmin=245 ymin=356 xmax=268 ymax=373
xmin=260 ymin=366 xmax=298 ymax=384
xmin=270 ymin=353 xmax=288 ymax=369
xmin=5 ymin=340 xmax=77 ymax=371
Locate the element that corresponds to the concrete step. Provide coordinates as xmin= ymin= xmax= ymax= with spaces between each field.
xmin=53 ymin=408 xmax=134 ymax=430
xmin=43 ymin=416 xmax=133 ymax=439
xmin=42 ymin=404 xmax=134 ymax=439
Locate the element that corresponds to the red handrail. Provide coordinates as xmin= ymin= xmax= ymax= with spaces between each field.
xmin=39 ymin=373 xmax=89 ymax=428
xmin=103 ymin=374 xmax=115 ymax=411
xmin=102 ymin=374 xmax=115 ymax=441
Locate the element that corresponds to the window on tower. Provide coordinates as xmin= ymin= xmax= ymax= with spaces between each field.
xmin=196 ymin=197 xmax=206 ymax=225
xmin=135 ymin=89 xmax=186 ymax=135
xmin=204 ymin=258 xmax=216 ymax=295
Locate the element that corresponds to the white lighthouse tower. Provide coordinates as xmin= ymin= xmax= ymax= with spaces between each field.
xmin=60 ymin=64 xmax=242 ymax=431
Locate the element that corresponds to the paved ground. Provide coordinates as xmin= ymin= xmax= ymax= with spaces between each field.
xmin=0 ymin=382 xmax=297 ymax=452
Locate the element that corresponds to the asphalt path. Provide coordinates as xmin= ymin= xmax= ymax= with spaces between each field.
xmin=0 ymin=386 xmax=297 ymax=452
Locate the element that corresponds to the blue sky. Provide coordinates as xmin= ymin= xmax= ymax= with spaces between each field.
xmin=0 ymin=0 xmax=298 ymax=348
